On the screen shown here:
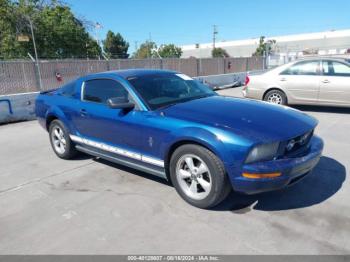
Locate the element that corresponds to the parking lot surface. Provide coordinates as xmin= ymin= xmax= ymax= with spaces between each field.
xmin=0 ymin=86 xmax=349 ymax=254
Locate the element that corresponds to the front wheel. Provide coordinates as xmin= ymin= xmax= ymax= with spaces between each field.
xmin=170 ymin=144 xmax=231 ymax=209
xmin=49 ymin=119 xmax=78 ymax=159
xmin=264 ymin=89 xmax=287 ymax=105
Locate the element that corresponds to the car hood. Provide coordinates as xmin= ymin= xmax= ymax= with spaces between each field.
xmin=161 ymin=95 xmax=318 ymax=142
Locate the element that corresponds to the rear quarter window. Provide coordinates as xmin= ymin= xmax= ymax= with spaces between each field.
xmin=82 ymin=79 xmax=129 ymax=104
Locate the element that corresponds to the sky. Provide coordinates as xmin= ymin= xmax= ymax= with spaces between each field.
xmin=66 ymin=0 xmax=350 ymax=53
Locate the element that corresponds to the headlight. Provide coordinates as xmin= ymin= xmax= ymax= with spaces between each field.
xmin=245 ymin=142 xmax=279 ymax=164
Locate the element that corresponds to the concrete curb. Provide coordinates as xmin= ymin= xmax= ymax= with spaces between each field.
xmin=0 ymin=92 xmax=38 ymax=124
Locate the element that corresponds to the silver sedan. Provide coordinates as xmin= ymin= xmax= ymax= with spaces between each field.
xmin=243 ymin=58 xmax=350 ymax=107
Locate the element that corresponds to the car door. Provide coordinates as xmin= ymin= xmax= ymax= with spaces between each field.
xmin=72 ymin=78 xmax=143 ymax=152
xmin=279 ymin=60 xmax=321 ymax=104
xmin=319 ymin=60 xmax=350 ymax=105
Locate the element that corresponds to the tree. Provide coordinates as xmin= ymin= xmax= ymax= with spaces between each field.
xmin=85 ymin=38 xmax=102 ymax=59
xmin=157 ymin=44 xmax=182 ymax=58
xmin=132 ymin=41 xmax=157 ymax=59
xmin=212 ymin=47 xmax=229 ymax=58
xmin=253 ymin=36 xmax=276 ymax=56
xmin=0 ymin=0 xmax=102 ymax=59
xmin=34 ymin=3 xmax=102 ymax=58
xmin=103 ymin=30 xmax=129 ymax=59
xmin=0 ymin=0 xmax=28 ymax=59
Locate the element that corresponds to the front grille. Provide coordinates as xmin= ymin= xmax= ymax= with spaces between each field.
xmin=279 ymin=130 xmax=314 ymax=158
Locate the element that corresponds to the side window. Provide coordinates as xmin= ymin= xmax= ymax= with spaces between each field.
xmin=83 ymin=79 xmax=128 ymax=104
xmin=324 ymin=61 xmax=350 ymax=77
xmin=281 ymin=61 xmax=320 ymax=76
xmin=60 ymin=82 xmax=76 ymax=97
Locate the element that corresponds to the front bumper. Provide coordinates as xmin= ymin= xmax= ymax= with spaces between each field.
xmin=231 ymin=136 xmax=324 ymax=194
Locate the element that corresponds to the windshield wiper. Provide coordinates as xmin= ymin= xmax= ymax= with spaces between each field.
xmin=157 ymin=94 xmax=214 ymax=110
xmin=190 ymin=93 xmax=214 ymax=101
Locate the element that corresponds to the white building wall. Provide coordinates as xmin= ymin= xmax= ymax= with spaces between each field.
xmin=181 ymin=29 xmax=350 ymax=58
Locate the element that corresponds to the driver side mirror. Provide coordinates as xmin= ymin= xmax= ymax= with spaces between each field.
xmin=107 ymin=97 xmax=135 ymax=110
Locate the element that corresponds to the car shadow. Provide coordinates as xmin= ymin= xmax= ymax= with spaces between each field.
xmin=292 ymin=105 xmax=350 ymax=114
xmin=91 ymin=155 xmax=345 ymax=212
xmin=68 ymin=153 xmax=93 ymax=161
xmin=213 ymin=156 xmax=346 ymax=212
xmin=93 ymin=157 xmax=171 ymax=187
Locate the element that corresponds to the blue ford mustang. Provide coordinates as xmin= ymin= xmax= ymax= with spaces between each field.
xmin=36 ymin=69 xmax=324 ymax=208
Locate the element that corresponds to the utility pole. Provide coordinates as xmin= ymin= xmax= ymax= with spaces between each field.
xmin=213 ymin=25 xmax=218 ymax=49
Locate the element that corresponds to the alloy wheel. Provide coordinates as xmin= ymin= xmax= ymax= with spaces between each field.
xmin=51 ymin=126 xmax=66 ymax=155
xmin=176 ymin=154 xmax=212 ymax=200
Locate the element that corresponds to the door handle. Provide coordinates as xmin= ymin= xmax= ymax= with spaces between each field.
xmin=322 ymin=79 xmax=330 ymax=84
xmin=280 ymin=78 xmax=287 ymax=82
xmin=80 ymin=109 xmax=87 ymax=116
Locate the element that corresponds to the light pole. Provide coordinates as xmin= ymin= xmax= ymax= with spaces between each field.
xmin=265 ymin=40 xmax=274 ymax=69
xmin=95 ymin=22 xmax=103 ymax=60
xmin=152 ymin=48 xmax=162 ymax=59
xmin=25 ymin=15 xmax=42 ymax=90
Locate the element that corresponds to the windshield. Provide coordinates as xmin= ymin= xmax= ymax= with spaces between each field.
xmin=127 ymin=73 xmax=216 ymax=110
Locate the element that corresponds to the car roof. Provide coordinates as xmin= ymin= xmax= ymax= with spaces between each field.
xmin=296 ymin=57 xmax=350 ymax=62
xmin=266 ymin=56 xmax=350 ymax=75
xmin=82 ymin=69 xmax=179 ymax=80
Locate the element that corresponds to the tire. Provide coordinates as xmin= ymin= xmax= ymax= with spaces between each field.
xmin=169 ymin=144 xmax=232 ymax=209
xmin=49 ymin=119 xmax=78 ymax=159
xmin=264 ymin=89 xmax=287 ymax=105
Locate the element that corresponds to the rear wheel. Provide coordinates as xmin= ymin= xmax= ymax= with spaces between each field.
xmin=170 ymin=144 xmax=231 ymax=209
xmin=49 ymin=120 xmax=77 ymax=159
xmin=264 ymin=89 xmax=287 ymax=105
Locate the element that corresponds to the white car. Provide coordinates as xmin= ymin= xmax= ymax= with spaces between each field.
xmin=243 ymin=58 xmax=350 ymax=107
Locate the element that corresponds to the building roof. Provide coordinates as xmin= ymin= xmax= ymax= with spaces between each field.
xmin=181 ymin=29 xmax=350 ymax=51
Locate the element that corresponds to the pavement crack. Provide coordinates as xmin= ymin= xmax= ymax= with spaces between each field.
xmin=0 ymin=161 xmax=95 ymax=196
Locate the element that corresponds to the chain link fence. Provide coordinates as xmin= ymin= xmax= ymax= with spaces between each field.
xmin=0 ymin=57 xmax=264 ymax=95
xmin=0 ymin=61 xmax=38 ymax=94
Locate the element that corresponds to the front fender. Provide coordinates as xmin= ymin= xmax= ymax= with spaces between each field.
xmin=161 ymin=126 xmax=251 ymax=168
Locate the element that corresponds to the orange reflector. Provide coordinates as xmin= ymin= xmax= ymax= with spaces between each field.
xmin=242 ymin=172 xmax=281 ymax=179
